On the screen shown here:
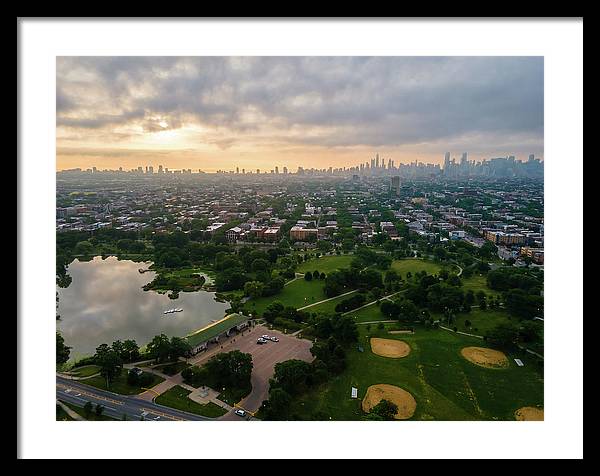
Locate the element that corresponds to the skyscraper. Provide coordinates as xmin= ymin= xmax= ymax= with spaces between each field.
xmin=391 ymin=176 xmax=401 ymax=196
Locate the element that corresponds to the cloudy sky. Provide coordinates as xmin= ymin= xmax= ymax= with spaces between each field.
xmin=56 ymin=56 xmax=543 ymax=171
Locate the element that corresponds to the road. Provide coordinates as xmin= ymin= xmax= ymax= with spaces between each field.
xmin=56 ymin=376 xmax=211 ymax=421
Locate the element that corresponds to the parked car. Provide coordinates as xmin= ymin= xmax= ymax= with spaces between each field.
xmin=257 ymin=338 xmax=268 ymax=344
xmin=261 ymin=335 xmax=271 ymax=340
xmin=234 ymin=409 xmax=247 ymax=417
xmin=269 ymin=336 xmax=279 ymax=342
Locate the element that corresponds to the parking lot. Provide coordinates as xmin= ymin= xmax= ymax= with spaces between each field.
xmin=187 ymin=324 xmax=314 ymax=418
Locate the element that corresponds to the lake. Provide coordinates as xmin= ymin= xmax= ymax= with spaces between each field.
xmin=57 ymin=256 xmax=229 ymax=360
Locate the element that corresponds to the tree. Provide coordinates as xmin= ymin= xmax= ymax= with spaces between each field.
xmin=519 ymin=321 xmax=540 ymax=343
xmin=504 ymin=289 xmax=542 ymax=320
xmin=304 ymin=271 xmax=313 ymax=281
xmin=244 ymin=280 xmax=264 ymax=299
xmin=95 ymin=404 xmax=104 ymax=417
xmin=261 ymin=388 xmax=292 ymax=420
xmin=83 ymin=401 xmax=93 ymax=418
xmin=56 ymin=332 xmax=71 ymax=364
xmin=146 ymin=334 xmax=171 ymax=363
xmin=122 ymin=339 xmax=140 ymax=363
xmin=369 ymin=399 xmax=398 ymax=420
xmin=204 ymin=350 xmax=253 ymax=389
xmin=94 ymin=344 xmax=123 ymax=388
xmin=169 ymin=336 xmax=192 ymax=361
xmin=270 ymin=359 xmax=312 ymax=396
xmin=485 ymin=322 xmax=520 ymax=348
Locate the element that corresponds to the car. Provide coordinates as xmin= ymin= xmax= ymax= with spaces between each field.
xmin=256 ymin=338 xmax=268 ymax=344
xmin=234 ymin=409 xmax=247 ymax=417
xmin=261 ymin=335 xmax=270 ymax=340
xmin=269 ymin=336 xmax=279 ymax=342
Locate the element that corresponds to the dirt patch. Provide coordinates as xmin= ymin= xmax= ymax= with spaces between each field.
xmin=362 ymin=384 xmax=416 ymax=420
xmin=388 ymin=330 xmax=414 ymax=335
xmin=460 ymin=346 xmax=509 ymax=368
xmin=515 ymin=407 xmax=544 ymax=421
xmin=370 ymin=338 xmax=411 ymax=358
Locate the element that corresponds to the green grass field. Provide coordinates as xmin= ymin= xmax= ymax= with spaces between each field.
xmin=461 ymin=274 xmax=501 ymax=298
xmin=68 ymin=365 xmax=101 ymax=378
xmin=391 ymin=258 xmax=443 ymax=278
xmin=453 ymin=308 xmax=513 ymax=335
xmin=82 ymin=371 xmax=164 ymax=395
xmin=155 ymin=385 xmax=227 ymax=418
xmin=286 ymin=323 xmax=543 ymax=421
xmin=245 ymin=278 xmax=327 ymax=316
xmin=296 ymin=254 xmax=355 ymax=274
xmin=346 ymin=303 xmax=389 ymax=323
xmin=300 ymin=290 xmax=360 ymax=314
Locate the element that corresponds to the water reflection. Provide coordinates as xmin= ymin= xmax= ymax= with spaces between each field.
xmin=57 ymin=256 xmax=229 ymax=359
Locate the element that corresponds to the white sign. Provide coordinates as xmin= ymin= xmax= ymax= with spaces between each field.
xmin=351 ymin=387 xmax=358 ymax=399
xmin=514 ymin=358 xmax=524 ymax=367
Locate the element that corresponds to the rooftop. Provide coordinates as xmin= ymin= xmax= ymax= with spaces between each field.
xmin=185 ymin=313 xmax=249 ymax=348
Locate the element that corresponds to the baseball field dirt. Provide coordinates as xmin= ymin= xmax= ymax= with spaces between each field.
xmin=460 ymin=346 xmax=509 ymax=368
xmin=370 ymin=338 xmax=411 ymax=358
xmin=361 ymin=384 xmax=417 ymax=420
xmin=515 ymin=406 xmax=544 ymax=421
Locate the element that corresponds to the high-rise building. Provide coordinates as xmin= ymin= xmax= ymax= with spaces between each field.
xmin=391 ymin=176 xmax=401 ymax=196
xmin=148 ymin=166 xmax=154 ymax=174
xmin=375 ymin=154 xmax=380 ymax=169
xmin=283 ymin=166 xmax=288 ymax=174
xmin=158 ymin=165 xmax=163 ymax=174
xmin=275 ymin=166 xmax=279 ymax=174
xmin=236 ymin=167 xmax=239 ymax=174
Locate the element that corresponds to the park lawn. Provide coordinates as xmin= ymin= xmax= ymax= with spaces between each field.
xmin=155 ymin=385 xmax=227 ymax=418
xmin=345 ymin=302 xmax=390 ymax=323
xmin=296 ymin=254 xmax=355 ymax=275
xmin=391 ymin=258 xmax=443 ymax=278
xmin=82 ymin=371 xmax=164 ymax=395
xmin=453 ymin=308 xmax=513 ymax=335
xmin=460 ymin=274 xmax=501 ymax=298
xmin=62 ymin=401 xmax=120 ymax=421
xmin=286 ymin=323 xmax=543 ymax=421
xmin=300 ymin=290 xmax=360 ymax=314
xmin=245 ymin=277 xmax=327 ymax=316
xmin=68 ymin=365 xmax=101 ymax=378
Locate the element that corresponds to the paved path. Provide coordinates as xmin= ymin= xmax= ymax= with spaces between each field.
xmin=356 ymin=320 xmax=398 ymax=325
xmin=297 ymin=289 xmax=358 ymax=310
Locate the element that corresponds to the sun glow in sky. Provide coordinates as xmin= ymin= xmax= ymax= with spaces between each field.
xmin=56 ymin=56 xmax=544 ymax=172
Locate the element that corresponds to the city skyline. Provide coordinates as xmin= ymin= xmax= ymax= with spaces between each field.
xmin=57 ymin=57 xmax=544 ymax=172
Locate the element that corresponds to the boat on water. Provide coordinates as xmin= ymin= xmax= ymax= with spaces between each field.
xmin=163 ymin=308 xmax=183 ymax=315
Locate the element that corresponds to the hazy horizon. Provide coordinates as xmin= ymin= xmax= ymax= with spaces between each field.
xmin=56 ymin=56 xmax=544 ymax=172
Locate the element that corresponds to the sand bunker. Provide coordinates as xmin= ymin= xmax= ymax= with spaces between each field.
xmin=370 ymin=338 xmax=411 ymax=358
xmin=460 ymin=346 xmax=509 ymax=368
xmin=515 ymin=407 xmax=544 ymax=421
xmin=362 ymin=384 xmax=416 ymax=420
